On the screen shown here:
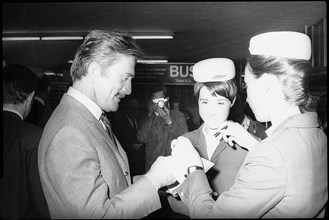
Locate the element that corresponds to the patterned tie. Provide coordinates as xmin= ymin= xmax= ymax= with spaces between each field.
xmin=99 ymin=112 xmax=118 ymax=149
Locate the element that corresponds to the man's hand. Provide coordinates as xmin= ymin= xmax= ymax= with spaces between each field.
xmin=154 ymin=104 xmax=172 ymax=124
xmin=145 ymin=156 xmax=177 ymax=189
xmin=170 ymin=137 xmax=203 ymax=182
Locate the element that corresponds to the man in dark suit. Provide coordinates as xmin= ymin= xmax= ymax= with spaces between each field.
xmin=25 ymin=73 xmax=53 ymax=129
xmin=2 ymin=64 xmax=50 ymax=219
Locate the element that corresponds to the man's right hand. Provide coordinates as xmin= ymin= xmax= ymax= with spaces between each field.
xmin=145 ymin=156 xmax=177 ymax=189
xmin=171 ymin=137 xmax=203 ymax=168
xmin=170 ymin=137 xmax=203 ymax=182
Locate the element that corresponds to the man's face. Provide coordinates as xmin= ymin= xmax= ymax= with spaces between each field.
xmin=150 ymin=90 xmax=170 ymax=114
xmin=172 ymin=102 xmax=180 ymax=110
xmin=94 ymin=55 xmax=136 ymax=112
xmin=198 ymin=86 xmax=231 ymax=130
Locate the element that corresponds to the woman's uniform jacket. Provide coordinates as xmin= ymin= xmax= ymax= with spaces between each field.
xmin=168 ymin=122 xmax=250 ymax=216
xmin=38 ymin=93 xmax=161 ymax=219
xmin=174 ymin=112 xmax=327 ymax=218
xmin=184 ymin=123 xmax=249 ymax=197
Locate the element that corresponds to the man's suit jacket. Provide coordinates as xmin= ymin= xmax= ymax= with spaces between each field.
xmin=3 ymin=111 xmax=50 ymax=219
xmin=38 ymin=94 xmax=160 ymax=218
xmin=175 ymin=112 xmax=327 ymax=218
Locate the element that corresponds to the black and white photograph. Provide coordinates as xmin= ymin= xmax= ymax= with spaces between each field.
xmin=2 ymin=2 xmax=327 ymax=219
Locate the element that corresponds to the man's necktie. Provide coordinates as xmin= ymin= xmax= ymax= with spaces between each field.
xmin=99 ymin=112 xmax=118 ymax=149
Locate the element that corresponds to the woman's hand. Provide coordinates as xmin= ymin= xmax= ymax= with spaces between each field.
xmin=218 ymin=120 xmax=260 ymax=151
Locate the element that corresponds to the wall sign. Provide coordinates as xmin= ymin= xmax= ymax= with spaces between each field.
xmin=133 ymin=63 xmax=195 ymax=85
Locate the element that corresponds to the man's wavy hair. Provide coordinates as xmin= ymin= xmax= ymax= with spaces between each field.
xmin=70 ymin=30 xmax=144 ymax=81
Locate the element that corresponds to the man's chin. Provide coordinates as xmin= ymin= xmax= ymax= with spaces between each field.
xmin=102 ymin=103 xmax=119 ymax=113
xmin=109 ymin=104 xmax=119 ymax=112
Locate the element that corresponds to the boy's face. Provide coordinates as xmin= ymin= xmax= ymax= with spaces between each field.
xmin=198 ymin=86 xmax=232 ymax=130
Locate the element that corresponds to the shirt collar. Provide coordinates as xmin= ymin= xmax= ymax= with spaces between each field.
xmin=67 ymin=86 xmax=103 ymax=120
xmin=3 ymin=107 xmax=24 ymax=120
xmin=265 ymin=124 xmax=276 ymax=136
xmin=201 ymin=123 xmax=222 ymax=159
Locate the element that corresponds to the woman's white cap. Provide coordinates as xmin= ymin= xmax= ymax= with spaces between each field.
xmin=249 ymin=31 xmax=311 ymax=60
xmin=192 ymin=58 xmax=235 ymax=82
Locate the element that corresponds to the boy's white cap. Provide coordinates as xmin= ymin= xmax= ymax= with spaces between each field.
xmin=249 ymin=31 xmax=311 ymax=60
xmin=192 ymin=58 xmax=235 ymax=82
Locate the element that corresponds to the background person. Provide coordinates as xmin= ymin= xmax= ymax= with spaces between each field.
xmin=25 ymin=73 xmax=53 ymax=129
xmin=228 ymin=92 xmax=267 ymax=140
xmin=37 ymin=30 xmax=177 ymax=219
xmin=180 ymin=108 xmax=198 ymax=132
xmin=170 ymin=31 xmax=327 ymax=218
xmin=137 ymin=84 xmax=188 ymax=173
xmin=111 ymin=98 xmax=145 ymax=177
xmin=2 ymin=64 xmax=50 ymax=219
xmin=171 ymin=98 xmax=181 ymax=111
xmin=136 ymin=84 xmax=188 ymax=219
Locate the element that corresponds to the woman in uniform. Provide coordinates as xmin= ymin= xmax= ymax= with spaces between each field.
xmin=170 ymin=31 xmax=327 ymax=218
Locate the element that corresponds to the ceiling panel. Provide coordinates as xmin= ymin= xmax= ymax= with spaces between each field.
xmin=2 ymin=1 xmax=326 ymax=72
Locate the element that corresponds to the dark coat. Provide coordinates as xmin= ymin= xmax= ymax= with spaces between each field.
xmin=25 ymin=98 xmax=53 ymax=129
xmin=2 ymin=111 xmax=50 ymax=219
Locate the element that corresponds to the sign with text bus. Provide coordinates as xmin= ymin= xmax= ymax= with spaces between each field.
xmin=133 ymin=63 xmax=195 ymax=85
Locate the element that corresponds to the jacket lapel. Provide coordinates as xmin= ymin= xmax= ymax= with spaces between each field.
xmin=94 ymin=119 xmax=130 ymax=176
xmin=187 ymin=124 xmax=227 ymax=162
xmin=189 ymin=125 xmax=209 ymax=160
xmin=210 ymin=139 xmax=227 ymax=161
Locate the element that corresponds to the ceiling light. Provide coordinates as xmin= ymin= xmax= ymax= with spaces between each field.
xmin=41 ymin=36 xmax=84 ymax=40
xmin=132 ymin=35 xmax=173 ymax=40
xmin=131 ymin=32 xmax=173 ymax=40
xmin=137 ymin=59 xmax=168 ymax=64
xmin=2 ymin=37 xmax=40 ymax=41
